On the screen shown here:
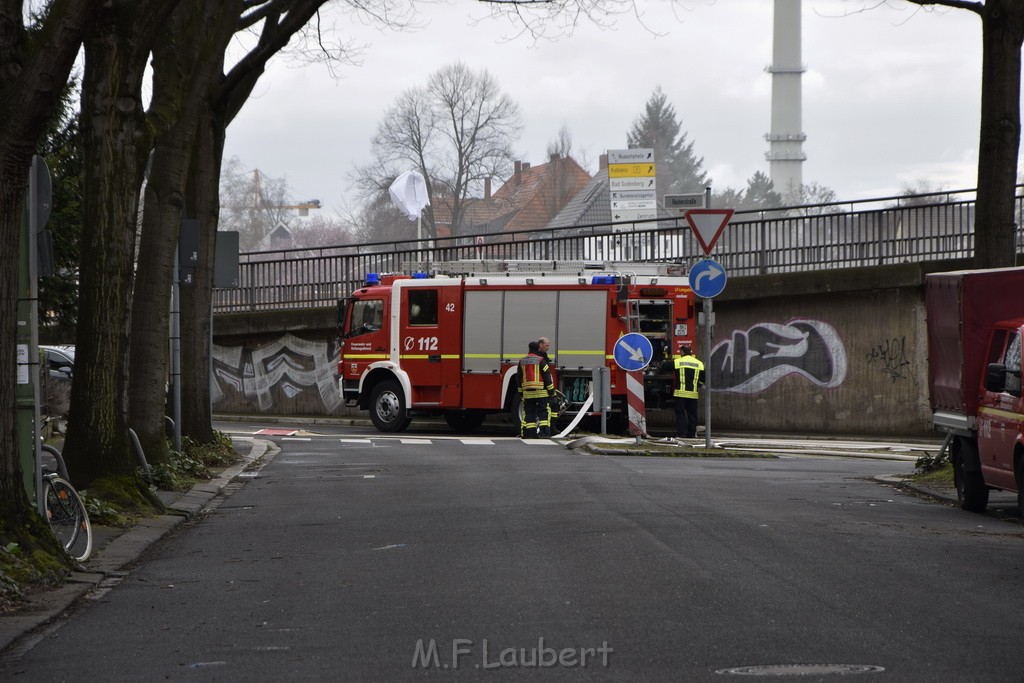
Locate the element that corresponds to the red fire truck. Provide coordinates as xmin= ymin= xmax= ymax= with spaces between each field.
xmin=337 ymin=260 xmax=697 ymax=433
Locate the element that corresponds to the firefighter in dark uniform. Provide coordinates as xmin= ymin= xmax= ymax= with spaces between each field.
xmin=672 ymin=343 xmax=705 ymax=438
xmin=519 ymin=341 xmax=555 ymax=438
xmin=537 ymin=337 xmax=558 ymax=433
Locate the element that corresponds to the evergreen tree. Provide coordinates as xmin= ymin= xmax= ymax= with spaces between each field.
xmin=37 ymin=80 xmax=83 ymax=343
xmin=743 ymin=171 xmax=782 ymax=211
xmin=626 ymin=86 xmax=709 ymax=204
xmin=713 ymin=187 xmax=744 ymax=210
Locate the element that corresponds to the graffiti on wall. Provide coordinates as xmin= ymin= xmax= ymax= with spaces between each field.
xmin=212 ymin=333 xmax=341 ymax=411
xmin=866 ymin=337 xmax=911 ymax=382
xmin=710 ymin=319 xmax=848 ymax=394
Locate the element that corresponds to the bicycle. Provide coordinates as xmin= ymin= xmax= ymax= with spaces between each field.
xmin=40 ymin=444 xmax=92 ymax=563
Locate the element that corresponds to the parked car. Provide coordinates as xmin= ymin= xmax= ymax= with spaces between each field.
xmin=40 ymin=345 xmax=75 ymax=380
xmin=40 ymin=345 xmax=74 ymax=417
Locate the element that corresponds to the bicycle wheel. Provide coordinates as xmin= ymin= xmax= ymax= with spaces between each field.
xmin=44 ymin=477 xmax=93 ymax=562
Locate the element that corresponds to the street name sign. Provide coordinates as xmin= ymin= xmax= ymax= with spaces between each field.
xmin=613 ymin=333 xmax=654 ymax=371
xmin=608 ymin=162 xmax=656 ymax=178
xmin=663 ymin=193 xmax=706 ymax=216
xmin=685 ymin=208 xmax=735 ymax=255
xmin=688 ymin=258 xmax=727 ymax=299
xmin=608 ymin=148 xmax=653 ymax=164
xmin=613 ymin=209 xmax=658 ymax=222
xmin=610 ymin=189 xmax=656 ymax=202
xmin=608 ymin=148 xmax=659 ymax=224
xmin=612 ymin=200 xmax=658 ymax=211
xmin=609 ymin=177 xmax=656 ymax=191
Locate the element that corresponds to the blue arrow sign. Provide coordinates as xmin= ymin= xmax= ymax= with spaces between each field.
xmin=613 ymin=333 xmax=653 ymax=371
xmin=689 ymin=258 xmax=727 ymax=299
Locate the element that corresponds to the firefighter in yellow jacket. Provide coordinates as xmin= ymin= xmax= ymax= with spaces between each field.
xmin=518 ymin=341 xmax=555 ymax=438
xmin=672 ymin=343 xmax=705 ymax=438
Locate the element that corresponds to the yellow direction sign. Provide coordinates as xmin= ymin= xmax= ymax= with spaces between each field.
xmin=609 ymin=163 xmax=656 ymax=178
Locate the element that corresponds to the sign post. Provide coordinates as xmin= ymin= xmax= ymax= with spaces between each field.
xmin=17 ymin=156 xmax=52 ymax=505
xmin=685 ymin=204 xmax=733 ymax=448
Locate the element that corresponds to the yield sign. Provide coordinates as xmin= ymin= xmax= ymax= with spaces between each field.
xmin=685 ymin=209 xmax=734 ymax=255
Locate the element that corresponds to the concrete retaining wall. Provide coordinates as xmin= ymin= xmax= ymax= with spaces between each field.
xmin=213 ymin=260 xmax=967 ymax=436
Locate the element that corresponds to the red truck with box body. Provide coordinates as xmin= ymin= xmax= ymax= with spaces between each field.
xmin=336 ymin=260 xmax=697 ymax=434
xmin=927 ymin=266 xmax=1024 ymax=513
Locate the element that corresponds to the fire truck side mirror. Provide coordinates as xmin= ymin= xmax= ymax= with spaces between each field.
xmin=336 ymin=298 xmax=349 ymax=333
xmin=985 ymin=363 xmax=1008 ymax=393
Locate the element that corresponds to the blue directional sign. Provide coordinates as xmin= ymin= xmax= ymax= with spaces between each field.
xmin=689 ymin=258 xmax=727 ymax=299
xmin=613 ymin=333 xmax=654 ymax=371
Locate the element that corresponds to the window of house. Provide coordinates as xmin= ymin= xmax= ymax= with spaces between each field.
xmin=408 ymin=289 xmax=438 ymax=326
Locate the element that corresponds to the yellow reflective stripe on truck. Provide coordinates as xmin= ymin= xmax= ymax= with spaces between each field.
xmin=978 ymin=406 xmax=1024 ymax=422
xmin=343 ymin=354 xmax=388 ymax=359
xmin=399 ymin=354 xmax=463 ymax=360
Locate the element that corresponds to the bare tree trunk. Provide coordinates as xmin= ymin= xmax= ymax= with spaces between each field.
xmin=181 ymin=110 xmax=227 ymax=445
xmin=0 ymin=0 xmax=98 ymax=554
xmin=128 ymin=0 xmax=241 ymax=463
xmin=178 ymin=0 xmax=326 ymax=444
xmin=63 ymin=1 xmax=177 ymax=502
xmin=973 ymin=0 xmax=1024 ymax=268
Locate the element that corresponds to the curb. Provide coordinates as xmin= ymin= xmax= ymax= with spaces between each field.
xmin=874 ymin=474 xmax=958 ymax=506
xmin=0 ymin=438 xmax=277 ymax=655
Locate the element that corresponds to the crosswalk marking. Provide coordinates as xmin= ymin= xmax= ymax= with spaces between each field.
xmin=460 ymin=439 xmax=494 ymax=446
xmin=399 ymin=439 xmax=431 ymax=445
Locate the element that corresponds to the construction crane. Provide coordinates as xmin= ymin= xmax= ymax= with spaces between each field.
xmin=274 ymin=199 xmax=322 ymax=217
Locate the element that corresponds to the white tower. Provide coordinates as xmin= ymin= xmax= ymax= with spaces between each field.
xmin=765 ymin=0 xmax=806 ymax=199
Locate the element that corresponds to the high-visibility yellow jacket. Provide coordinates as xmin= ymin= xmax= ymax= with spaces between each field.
xmin=672 ymin=354 xmax=704 ymax=399
xmin=518 ymin=353 xmax=554 ymax=399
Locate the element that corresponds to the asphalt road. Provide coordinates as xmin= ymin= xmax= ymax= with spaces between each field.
xmin=3 ymin=431 xmax=1023 ymax=681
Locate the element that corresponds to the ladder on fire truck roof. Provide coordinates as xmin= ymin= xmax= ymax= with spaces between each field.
xmin=402 ymin=259 xmax=688 ymax=278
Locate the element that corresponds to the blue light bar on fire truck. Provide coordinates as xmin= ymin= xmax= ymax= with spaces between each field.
xmin=365 ymin=273 xmax=380 ymax=286
xmin=412 ymin=272 xmax=428 ymax=279
xmin=591 ymin=275 xmax=616 ymax=285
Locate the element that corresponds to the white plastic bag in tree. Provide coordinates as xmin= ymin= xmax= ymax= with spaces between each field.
xmin=388 ymin=170 xmax=430 ymax=221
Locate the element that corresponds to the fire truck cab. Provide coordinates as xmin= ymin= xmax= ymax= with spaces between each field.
xmin=337 ymin=260 xmax=697 ymax=434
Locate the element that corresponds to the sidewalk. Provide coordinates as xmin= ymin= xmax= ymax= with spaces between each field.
xmin=0 ymin=437 xmax=277 ymax=654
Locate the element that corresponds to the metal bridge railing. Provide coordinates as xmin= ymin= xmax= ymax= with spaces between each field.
xmin=213 ymin=187 xmax=1024 ymax=313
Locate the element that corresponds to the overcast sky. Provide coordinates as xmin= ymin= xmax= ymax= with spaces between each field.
xmin=222 ymin=0 xmax=989 ymax=216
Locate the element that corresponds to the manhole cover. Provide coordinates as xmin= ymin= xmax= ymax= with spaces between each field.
xmin=716 ymin=664 xmax=885 ymax=676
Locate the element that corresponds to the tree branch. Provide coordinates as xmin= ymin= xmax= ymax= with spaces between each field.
xmin=904 ymin=0 xmax=983 ymax=14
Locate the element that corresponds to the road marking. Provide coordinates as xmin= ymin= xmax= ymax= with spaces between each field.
xmin=363 ymin=475 xmax=376 ymax=479
xmin=282 ymin=437 xmax=311 ymax=441
xmin=339 ymin=438 xmax=373 ymax=444
xmin=460 ymin=439 xmax=494 ymax=445
xmin=400 ymin=439 xmax=432 ymax=445
xmin=255 ymin=428 xmax=298 ymax=436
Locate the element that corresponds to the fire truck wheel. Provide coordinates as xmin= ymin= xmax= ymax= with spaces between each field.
xmin=443 ymin=410 xmax=486 ymax=434
xmin=370 ymin=380 xmax=411 ymax=433
xmin=952 ymin=437 xmax=988 ymax=513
